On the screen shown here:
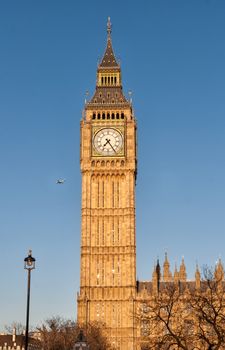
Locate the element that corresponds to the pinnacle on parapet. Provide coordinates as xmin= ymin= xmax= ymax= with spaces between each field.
xmin=152 ymin=259 xmax=161 ymax=294
xmin=163 ymin=252 xmax=172 ymax=282
xmin=214 ymin=258 xmax=224 ymax=281
xmin=174 ymin=263 xmax=179 ymax=283
xmin=195 ymin=264 xmax=201 ymax=289
xmin=151 ymin=258 xmax=225 ymax=287
xmin=156 ymin=259 xmax=161 ymax=279
xmin=179 ymin=257 xmax=187 ymax=282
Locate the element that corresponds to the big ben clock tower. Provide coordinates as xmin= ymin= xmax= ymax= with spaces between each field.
xmin=78 ymin=18 xmax=137 ymax=350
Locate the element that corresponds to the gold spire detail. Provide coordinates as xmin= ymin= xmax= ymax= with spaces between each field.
xmin=107 ymin=17 xmax=112 ymax=39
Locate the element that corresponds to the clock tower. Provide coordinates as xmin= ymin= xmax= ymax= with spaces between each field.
xmin=77 ymin=18 xmax=137 ymax=350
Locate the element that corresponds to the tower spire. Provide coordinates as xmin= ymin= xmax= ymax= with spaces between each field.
xmin=98 ymin=18 xmax=119 ymax=68
xmin=88 ymin=18 xmax=129 ymax=105
xmin=179 ymin=257 xmax=187 ymax=282
xmin=156 ymin=259 xmax=161 ymax=294
xmin=163 ymin=252 xmax=172 ymax=282
xmin=107 ymin=17 xmax=112 ymax=39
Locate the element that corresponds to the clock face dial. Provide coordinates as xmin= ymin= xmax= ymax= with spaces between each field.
xmin=93 ymin=128 xmax=123 ymax=156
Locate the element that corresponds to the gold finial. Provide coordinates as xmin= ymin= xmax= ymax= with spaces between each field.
xmin=107 ymin=17 xmax=112 ymax=38
xmin=84 ymin=90 xmax=89 ymax=104
xmin=128 ymin=90 xmax=132 ymax=103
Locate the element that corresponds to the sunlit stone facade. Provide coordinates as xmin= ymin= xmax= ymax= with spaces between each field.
xmin=77 ymin=19 xmax=225 ymax=350
xmin=77 ymin=18 xmax=137 ymax=350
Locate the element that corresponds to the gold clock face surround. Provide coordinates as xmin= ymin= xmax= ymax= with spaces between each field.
xmin=93 ymin=127 xmax=124 ymax=156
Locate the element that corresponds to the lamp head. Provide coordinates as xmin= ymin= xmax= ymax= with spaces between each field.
xmin=24 ymin=249 xmax=36 ymax=270
xmin=74 ymin=330 xmax=88 ymax=349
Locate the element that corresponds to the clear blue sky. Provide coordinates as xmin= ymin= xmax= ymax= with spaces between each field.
xmin=0 ymin=0 xmax=225 ymax=331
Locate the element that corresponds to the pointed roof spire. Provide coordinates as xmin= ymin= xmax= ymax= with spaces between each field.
xmin=195 ymin=263 xmax=201 ymax=289
xmin=214 ymin=258 xmax=224 ymax=281
xmin=99 ymin=18 xmax=119 ymax=68
xmin=154 ymin=259 xmax=161 ymax=294
xmin=174 ymin=263 xmax=179 ymax=283
xmin=195 ymin=263 xmax=200 ymax=276
xmin=163 ymin=252 xmax=172 ymax=282
xmin=156 ymin=259 xmax=161 ymax=281
xmin=179 ymin=257 xmax=187 ymax=281
xmin=164 ymin=252 xmax=169 ymax=265
xmin=107 ymin=17 xmax=112 ymax=39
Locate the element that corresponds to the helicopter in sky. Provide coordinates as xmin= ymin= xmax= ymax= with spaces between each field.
xmin=56 ymin=179 xmax=65 ymax=184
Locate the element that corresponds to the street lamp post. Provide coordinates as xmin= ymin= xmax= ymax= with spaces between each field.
xmin=74 ymin=330 xmax=89 ymax=350
xmin=24 ymin=250 xmax=36 ymax=350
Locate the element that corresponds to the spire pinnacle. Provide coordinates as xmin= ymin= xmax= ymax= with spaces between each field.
xmin=99 ymin=17 xmax=119 ymax=68
xmin=195 ymin=263 xmax=201 ymax=289
xmin=163 ymin=252 xmax=172 ymax=281
xmin=156 ymin=259 xmax=161 ymax=294
xmin=156 ymin=259 xmax=161 ymax=280
xmin=164 ymin=252 xmax=168 ymax=263
xmin=179 ymin=257 xmax=187 ymax=281
xmin=174 ymin=263 xmax=179 ymax=283
xmin=107 ymin=17 xmax=112 ymax=39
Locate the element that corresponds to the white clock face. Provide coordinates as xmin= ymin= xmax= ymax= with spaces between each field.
xmin=93 ymin=128 xmax=123 ymax=156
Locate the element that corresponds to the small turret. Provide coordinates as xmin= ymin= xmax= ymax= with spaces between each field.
xmin=156 ymin=259 xmax=161 ymax=293
xmin=152 ymin=259 xmax=161 ymax=294
xmin=152 ymin=264 xmax=158 ymax=293
xmin=12 ymin=328 xmax=16 ymax=343
xmin=173 ymin=263 xmax=179 ymax=283
xmin=179 ymin=257 xmax=187 ymax=282
xmin=214 ymin=258 xmax=224 ymax=282
xmin=163 ymin=252 xmax=172 ymax=282
xmin=195 ymin=264 xmax=201 ymax=289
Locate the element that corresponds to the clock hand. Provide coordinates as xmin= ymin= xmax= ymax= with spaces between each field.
xmin=103 ymin=138 xmax=116 ymax=153
xmin=103 ymin=138 xmax=111 ymax=147
xmin=107 ymin=140 xmax=116 ymax=153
